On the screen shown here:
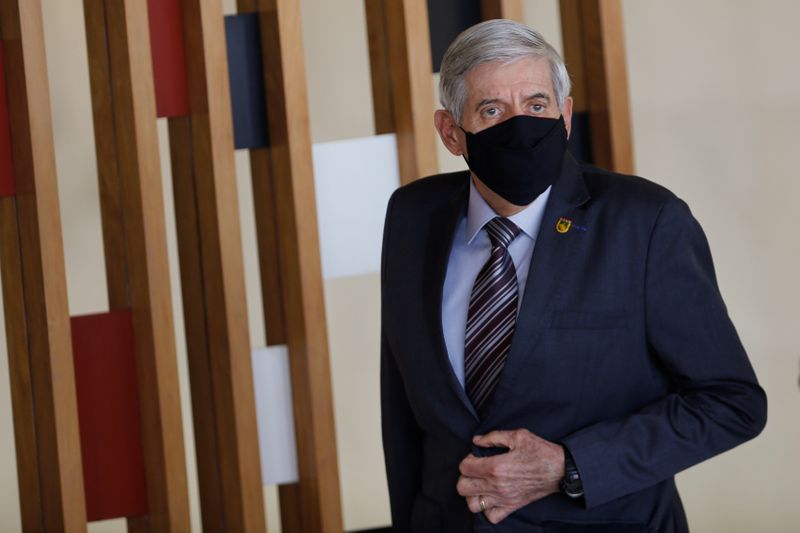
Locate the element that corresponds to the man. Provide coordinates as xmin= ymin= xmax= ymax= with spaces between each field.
xmin=380 ymin=19 xmax=766 ymax=532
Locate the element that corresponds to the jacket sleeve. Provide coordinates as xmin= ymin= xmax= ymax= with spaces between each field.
xmin=380 ymin=191 xmax=423 ymax=531
xmin=562 ymin=196 xmax=767 ymax=509
xmin=381 ymin=331 xmax=423 ymax=531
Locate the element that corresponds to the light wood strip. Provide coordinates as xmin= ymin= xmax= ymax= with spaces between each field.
xmin=167 ymin=0 xmax=267 ymax=530
xmin=83 ymin=0 xmax=191 ymax=529
xmin=0 ymin=1 xmax=86 ymax=530
xmin=365 ymin=0 xmax=438 ymax=184
xmin=559 ymin=0 xmax=634 ymax=174
xmin=595 ymin=0 xmax=633 ymax=174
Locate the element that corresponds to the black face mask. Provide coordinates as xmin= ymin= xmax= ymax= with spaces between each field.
xmin=461 ymin=114 xmax=568 ymax=206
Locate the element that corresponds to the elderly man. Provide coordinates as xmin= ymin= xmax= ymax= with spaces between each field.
xmin=380 ymin=19 xmax=766 ymax=532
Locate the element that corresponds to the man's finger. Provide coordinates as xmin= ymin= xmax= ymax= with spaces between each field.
xmin=456 ymin=474 xmax=492 ymax=497
xmin=473 ymin=430 xmax=516 ymax=449
xmin=485 ymin=505 xmax=514 ymax=525
xmin=466 ymin=494 xmax=494 ymax=514
xmin=459 ymin=453 xmax=503 ymax=478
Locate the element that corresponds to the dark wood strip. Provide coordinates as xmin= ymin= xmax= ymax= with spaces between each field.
xmin=481 ymin=0 xmax=524 ymax=21
xmin=83 ymin=0 xmax=192 ymax=529
xmin=167 ymin=0 xmax=267 ymax=530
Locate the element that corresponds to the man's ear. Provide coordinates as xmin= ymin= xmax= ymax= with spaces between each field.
xmin=562 ymin=96 xmax=574 ymax=138
xmin=434 ymin=109 xmax=466 ymax=156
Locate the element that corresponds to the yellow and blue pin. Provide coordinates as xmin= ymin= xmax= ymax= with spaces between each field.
xmin=556 ymin=217 xmax=587 ymax=234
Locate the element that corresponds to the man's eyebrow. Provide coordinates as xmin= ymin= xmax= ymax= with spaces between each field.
xmin=526 ymin=92 xmax=551 ymax=102
xmin=474 ymin=98 xmax=500 ymax=111
xmin=474 ymin=92 xmax=552 ymax=111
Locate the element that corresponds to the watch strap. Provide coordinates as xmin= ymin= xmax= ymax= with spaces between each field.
xmin=559 ymin=445 xmax=584 ymax=499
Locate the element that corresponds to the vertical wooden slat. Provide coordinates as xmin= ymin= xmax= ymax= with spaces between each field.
xmin=0 ymin=1 xmax=87 ymax=531
xmin=559 ymin=0 xmax=634 ymax=173
xmin=83 ymin=0 xmax=128 ymax=309
xmin=234 ymin=0 xmax=344 ymax=531
xmin=365 ymin=0 xmax=438 ymax=184
xmin=82 ymin=0 xmax=191 ymax=529
xmin=0 ymin=42 xmax=15 ymax=196
xmin=481 ymin=0 xmax=524 ymax=22
xmin=167 ymin=115 xmax=227 ymax=532
xmin=249 ymin=148 xmax=287 ymax=346
xmin=0 ymin=199 xmax=41 ymax=530
xmin=364 ymin=0 xmax=394 ymax=134
xmin=166 ymin=0 xmax=267 ymax=530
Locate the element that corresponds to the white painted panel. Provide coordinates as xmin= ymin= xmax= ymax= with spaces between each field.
xmin=313 ymin=134 xmax=401 ymax=279
xmin=252 ymin=345 xmax=299 ymax=485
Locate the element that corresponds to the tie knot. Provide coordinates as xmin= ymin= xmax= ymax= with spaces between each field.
xmin=484 ymin=217 xmax=521 ymax=249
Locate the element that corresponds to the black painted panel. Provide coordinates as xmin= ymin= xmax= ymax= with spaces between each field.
xmin=568 ymin=111 xmax=593 ymax=164
xmin=225 ymin=13 xmax=270 ymax=150
xmin=428 ymin=0 xmax=481 ymax=72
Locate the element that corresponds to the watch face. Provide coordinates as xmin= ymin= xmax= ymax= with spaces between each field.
xmin=560 ymin=480 xmax=583 ymax=498
xmin=564 ymin=484 xmax=584 ymax=498
xmin=561 ymin=471 xmax=584 ymax=498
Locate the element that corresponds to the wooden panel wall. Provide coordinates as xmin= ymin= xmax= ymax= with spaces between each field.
xmin=235 ymin=1 xmax=344 ymax=531
xmin=82 ymin=0 xmax=192 ymax=530
xmin=0 ymin=1 xmax=87 ymax=531
xmin=2 ymin=0 xmax=343 ymax=529
xmin=166 ymin=0 xmax=267 ymax=531
xmin=365 ymin=0 xmax=438 ymax=185
xmin=560 ymin=0 xmax=634 ymax=174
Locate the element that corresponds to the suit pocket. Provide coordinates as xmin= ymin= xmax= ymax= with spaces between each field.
xmin=550 ymin=310 xmax=628 ymax=330
xmin=535 ymin=311 xmax=630 ymax=428
xmin=410 ymin=494 xmax=443 ymax=533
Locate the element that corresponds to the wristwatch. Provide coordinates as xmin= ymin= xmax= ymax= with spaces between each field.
xmin=559 ymin=445 xmax=584 ymax=499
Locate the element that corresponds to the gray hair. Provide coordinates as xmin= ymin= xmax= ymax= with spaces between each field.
xmin=439 ymin=19 xmax=571 ymax=124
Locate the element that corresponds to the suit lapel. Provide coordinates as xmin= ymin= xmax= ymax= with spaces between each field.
xmin=423 ymin=173 xmax=480 ymax=420
xmin=481 ymin=154 xmax=591 ymax=421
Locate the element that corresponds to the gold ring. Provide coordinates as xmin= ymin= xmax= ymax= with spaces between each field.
xmin=479 ymin=495 xmax=487 ymax=513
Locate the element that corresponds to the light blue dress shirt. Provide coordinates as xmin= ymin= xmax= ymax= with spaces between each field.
xmin=442 ymin=179 xmax=551 ymax=387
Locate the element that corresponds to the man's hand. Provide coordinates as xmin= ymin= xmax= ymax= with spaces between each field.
xmin=456 ymin=429 xmax=565 ymax=524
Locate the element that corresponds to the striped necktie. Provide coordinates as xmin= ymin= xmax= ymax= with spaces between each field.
xmin=464 ymin=217 xmax=521 ymax=413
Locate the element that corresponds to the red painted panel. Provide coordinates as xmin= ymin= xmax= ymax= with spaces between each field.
xmin=0 ymin=42 xmax=16 ymax=196
xmin=71 ymin=310 xmax=148 ymax=521
xmin=147 ymin=0 xmax=189 ymax=117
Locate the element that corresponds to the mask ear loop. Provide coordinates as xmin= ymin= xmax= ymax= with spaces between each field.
xmin=457 ymin=125 xmax=471 ymax=166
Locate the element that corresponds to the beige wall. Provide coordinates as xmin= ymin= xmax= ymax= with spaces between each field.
xmin=622 ymin=1 xmax=800 ymax=530
xmin=0 ymin=0 xmax=798 ymax=531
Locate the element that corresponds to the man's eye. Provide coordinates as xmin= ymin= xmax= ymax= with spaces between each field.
xmin=483 ymin=107 xmax=499 ymax=117
xmin=531 ymin=104 xmax=545 ymax=113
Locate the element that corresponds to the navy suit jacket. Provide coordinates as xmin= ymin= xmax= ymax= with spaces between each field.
xmin=380 ymin=154 xmax=767 ymax=532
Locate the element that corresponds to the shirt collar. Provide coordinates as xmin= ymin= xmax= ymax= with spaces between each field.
xmin=466 ymin=178 xmax=552 ymax=245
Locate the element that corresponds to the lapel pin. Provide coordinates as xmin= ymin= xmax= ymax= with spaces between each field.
xmin=556 ymin=217 xmax=572 ymax=233
xmin=556 ymin=217 xmax=587 ymax=234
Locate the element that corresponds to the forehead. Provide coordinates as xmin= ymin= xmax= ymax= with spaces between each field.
xmin=463 ymin=56 xmax=554 ymax=103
